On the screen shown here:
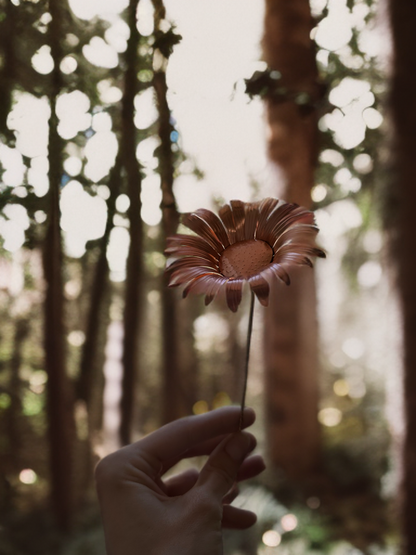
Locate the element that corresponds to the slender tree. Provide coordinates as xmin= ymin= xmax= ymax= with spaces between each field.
xmin=261 ymin=0 xmax=324 ymax=479
xmin=119 ymin=0 xmax=145 ymax=445
xmin=42 ymin=0 xmax=76 ymax=529
xmin=151 ymin=0 xmax=183 ymax=423
xmin=77 ymin=154 xmax=122 ymax=411
xmin=388 ymin=1 xmax=416 ymax=552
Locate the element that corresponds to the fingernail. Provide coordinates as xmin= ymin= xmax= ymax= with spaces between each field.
xmin=225 ymin=433 xmax=254 ymax=463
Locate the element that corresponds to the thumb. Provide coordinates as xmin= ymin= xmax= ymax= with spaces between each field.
xmin=195 ymin=432 xmax=256 ymax=501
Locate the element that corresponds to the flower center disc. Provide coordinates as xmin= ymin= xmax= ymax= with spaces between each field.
xmin=219 ymin=240 xmax=273 ymax=279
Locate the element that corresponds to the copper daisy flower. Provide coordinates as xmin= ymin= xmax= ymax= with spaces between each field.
xmin=165 ymin=197 xmax=325 ymax=312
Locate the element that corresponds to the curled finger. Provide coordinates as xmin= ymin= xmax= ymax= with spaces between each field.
xmin=163 ymin=468 xmax=200 ymax=496
xmin=222 ymin=504 xmax=257 ymax=529
xmin=237 ymin=454 xmax=266 ymax=482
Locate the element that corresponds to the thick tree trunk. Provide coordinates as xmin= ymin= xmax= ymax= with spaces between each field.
xmin=388 ymin=2 xmax=416 ymax=552
xmin=263 ymin=1 xmax=320 ymax=204
xmin=262 ymin=0 xmax=322 ymax=479
xmin=119 ymin=0 xmax=144 ymax=446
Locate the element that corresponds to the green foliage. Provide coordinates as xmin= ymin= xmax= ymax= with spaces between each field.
xmin=0 ymin=392 xmax=11 ymax=409
xmin=244 ymin=67 xmax=326 ymax=117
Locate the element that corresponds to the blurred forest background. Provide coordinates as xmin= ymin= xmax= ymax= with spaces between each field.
xmin=1 ymin=0 xmax=416 ymax=553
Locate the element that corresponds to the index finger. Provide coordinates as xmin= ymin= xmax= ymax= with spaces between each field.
xmin=133 ymin=407 xmax=255 ymax=472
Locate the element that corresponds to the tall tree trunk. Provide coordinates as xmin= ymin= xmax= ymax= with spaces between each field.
xmin=262 ymin=0 xmax=322 ymax=479
xmin=152 ymin=1 xmax=182 ymax=423
xmin=43 ymin=0 xmax=75 ymax=529
xmin=388 ymin=2 xmax=416 ymax=552
xmin=119 ymin=0 xmax=144 ymax=446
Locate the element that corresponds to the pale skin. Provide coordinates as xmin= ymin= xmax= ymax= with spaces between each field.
xmin=95 ymin=406 xmax=265 ymax=555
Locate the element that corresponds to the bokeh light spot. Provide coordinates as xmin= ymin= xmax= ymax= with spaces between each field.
xmin=60 ymin=56 xmax=78 ymax=74
xmin=311 ymin=184 xmax=327 ymax=203
xmin=353 ymin=153 xmax=373 ymax=174
xmin=68 ymin=330 xmax=86 ymax=347
xmin=281 ymin=514 xmax=298 ymax=532
xmin=357 ymin=261 xmax=382 ymax=288
xmin=212 ymin=392 xmax=231 ymax=409
xmin=116 ymin=194 xmax=131 ymax=213
xmin=363 ymin=107 xmax=383 ymax=129
xmin=262 ymin=530 xmax=281 ymax=547
xmin=333 ymin=379 xmax=349 ymax=397
xmin=320 ymin=149 xmax=344 ymax=166
xmin=31 ymin=45 xmax=54 ymax=74
xmin=19 ymin=469 xmax=38 ymax=485
xmin=193 ymin=400 xmax=209 ymax=415
xmin=318 ymin=407 xmax=342 ymax=427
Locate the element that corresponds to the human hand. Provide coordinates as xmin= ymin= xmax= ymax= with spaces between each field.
xmin=95 ymin=406 xmax=265 ymax=555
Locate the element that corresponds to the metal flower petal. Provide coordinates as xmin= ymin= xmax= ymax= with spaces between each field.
xmin=165 ymin=198 xmax=325 ymax=312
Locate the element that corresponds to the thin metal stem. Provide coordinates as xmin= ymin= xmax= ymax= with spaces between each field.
xmin=239 ymin=290 xmax=255 ymax=430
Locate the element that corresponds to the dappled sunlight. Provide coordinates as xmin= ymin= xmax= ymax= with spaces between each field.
xmin=0 ymin=203 xmax=30 ymax=252
xmin=140 ymin=174 xmax=162 ymax=226
xmin=31 ymin=45 xmax=54 ymax=75
xmin=60 ymin=56 xmax=78 ymax=75
xmin=107 ymin=226 xmax=130 ymax=281
xmin=194 ymin=313 xmax=229 ymax=354
xmin=7 ymin=93 xmax=50 ymax=157
xmin=134 ymin=89 xmax=159 ymax=130
xmin=0 ymin=145 xmax=25 ymax=188
xmin=68 ymin=0 xmax=128 ymax=20
xmin=83 ymin=37 xmax=119 ymax=69
xmin=84 ymin=131 xmax=118 ymax=181
xmin=137 ymin=0 xmax=155 ymax=37
xmin=320 ymin=75 xmax=379 ymax=150
xmin=57 ymin=91 xmax=91 ymax=140
xmin=60 ymin=181 xmax=107 ymax=257
xmin=315 ymin=0 xmax=353 ymax=51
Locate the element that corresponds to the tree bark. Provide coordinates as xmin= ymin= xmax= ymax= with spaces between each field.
xmin=119 ymin=0 xmax=144 ymax=446
xmin=152 ymin=3 xmax=182 ymax=423
xmin=387 ymin=1 xmax=416 ymax=552
xmin=262 ymin=0 xmax=322 ymax=479
xmin=43 ymin=0 xmax=75 ymax=528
